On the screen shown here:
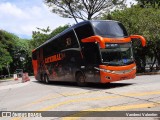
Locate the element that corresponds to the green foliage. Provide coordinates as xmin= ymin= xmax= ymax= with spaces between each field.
xmin=0 ymin=43 xmax=12 ymax=71
xmin=12 ymin=39 xmax=31 ymax=72
xmin=0 ymin=30 xmax=18 ymax=53
xmin=136 ymin=0 xmax=160 ymax=8
xmin=102 ymin=6 xmax=160 ymax=72
xmin=31 ymin=25 xmax=70 ymax=49
xmin=49 ymin=24 xmax=70 ymax=38
xmin=0 ymin=30 xmax=31 ymax=75
xmin=0 ymin=30 xmax=17 ymax=72
xmin=31 ymin=26 xmax=51 ymax=50
xmin=44 ymin=0 xmax=125 ymax=23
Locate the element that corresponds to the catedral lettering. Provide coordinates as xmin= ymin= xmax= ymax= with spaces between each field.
xmin=45 ymin=53 xmax=64 ymax=64
xmin=32 ymin=20 xmax=146 ymax=86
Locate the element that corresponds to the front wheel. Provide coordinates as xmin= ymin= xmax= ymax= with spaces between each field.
xmin=76 ymin=73 xmax=87 ymax=87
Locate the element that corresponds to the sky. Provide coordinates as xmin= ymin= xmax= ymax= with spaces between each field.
xmin=0 ymin=0 xmax=137 ymax=39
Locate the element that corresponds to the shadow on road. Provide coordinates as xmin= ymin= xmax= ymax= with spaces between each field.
xmin=32 ymin=80 xmax=134 ymax=90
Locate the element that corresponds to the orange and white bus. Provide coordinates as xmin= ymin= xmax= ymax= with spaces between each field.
xmin=32 ymin=20 xmax=146 ymax=86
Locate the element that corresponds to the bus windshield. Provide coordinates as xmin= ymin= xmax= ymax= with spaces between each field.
xmin=92 ymin=21 xmax=128 ymax=38
xmin=100 ymin=43 xmax=134 ymax=66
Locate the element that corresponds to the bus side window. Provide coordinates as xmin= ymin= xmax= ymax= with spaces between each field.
xmin=69 ymin=31 xmax=79 ymax=48
xmin=43 ymin=39 xmax=60 ymax=57
xmin=44 ymin=45 xmax=51 ymax=57
xmin=75 ymin=24 xmax=94 ymax=43
xmin=60 ymin=30 xmax=79 ymax=50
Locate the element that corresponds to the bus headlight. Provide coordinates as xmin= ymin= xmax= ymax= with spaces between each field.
xmin=94 ymin=67 xmax=115 ymax=73
xmin=100 ymin=69 xmax=114 ymax=73
xmin=132 ymin=66 xmax=136 ymax=70
xmin=94 ymin=66 xmax=136 ymax=74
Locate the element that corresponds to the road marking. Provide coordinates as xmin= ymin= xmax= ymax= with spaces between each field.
xmin=20 ymin=91 xmax=99 ymax=108
xmin=22 ymin=90 xmax=160 ymax=109
xmin=38 ymin=90 xmax=160 ymax=111
xmin=11 ymin=90 xmax=160 ymax=120
xmin=62 ymin=102 xmax=160 ymax=120
xmin=123 ymin=90 xmax=160 ymax=97
xmin=11 ymin=118 xmax=20 ymax=120
xmin=11 ymin=91 xmax=101 ymax=120
xmin=18 ymin=90 xmax=160 ymax=109
xmin=38 ymin=95 xmax=119 ymax=111
xmin=21 ymin=94 xmax=61 ymax=108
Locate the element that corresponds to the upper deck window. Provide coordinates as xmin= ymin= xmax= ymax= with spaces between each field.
xmin=92 ymin=21 xmax=128 ymax=38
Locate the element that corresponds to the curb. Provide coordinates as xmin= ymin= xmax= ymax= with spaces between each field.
xmin=0 ymin=81 xmax=30 ymax=90
xmin=0 ymin=76 xmax=33 ymax=87
xmin=136 ymin=72 xmax=160 ymax=76
xmin=0 ymin=79 xmax=22 ymax=87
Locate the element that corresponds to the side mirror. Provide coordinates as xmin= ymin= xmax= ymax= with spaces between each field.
xmin=130 ymin=35 xmax=146 ymax=47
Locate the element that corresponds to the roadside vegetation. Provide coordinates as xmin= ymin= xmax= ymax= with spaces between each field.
xmin=102 ymin=5 xmax=160 ymax=72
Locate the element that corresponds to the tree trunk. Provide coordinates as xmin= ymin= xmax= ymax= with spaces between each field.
xmin=150 ymin=57 xmax=156 ymax=72
xmin=6 ymin=64 xmax=10 ymax=77
xmin=66 ymin=1 xmax=78 ymax=23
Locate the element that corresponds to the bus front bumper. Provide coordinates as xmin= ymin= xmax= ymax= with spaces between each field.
xmin=99 ymin=64 xmax=136 ymax=83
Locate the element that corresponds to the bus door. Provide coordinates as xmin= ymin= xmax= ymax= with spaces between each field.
xmin=82 ymin=42 xmax=101 ymax=82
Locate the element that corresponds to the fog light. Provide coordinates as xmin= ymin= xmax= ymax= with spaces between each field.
xmin=106 ymin=76 xmax=111 ymax=80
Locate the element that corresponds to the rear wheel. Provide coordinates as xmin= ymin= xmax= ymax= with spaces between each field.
xmin=44 ymin=75 xmax=50 ymax=84
xmin=76 ymin=73 xmax=87 ymax=87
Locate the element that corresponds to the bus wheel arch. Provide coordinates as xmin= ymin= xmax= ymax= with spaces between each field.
xmin=75 ymin=71 xmax=87 ymax=87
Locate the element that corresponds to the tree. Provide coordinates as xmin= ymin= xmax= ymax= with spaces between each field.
xmin=12 ymin=39 xmax=31 ymax=73
xmin=0 ymin=30 xmax=17 ymax=75
xmin=136 ymin=0 xmax=160 ymax=8
xmin=102 ymin=6 xmax=160 ymax=72
xmin=31 ymin=26 xmax=51 ymax=50
xmin=0 ymin=43 xmax=12 ymax=72
xmin=0 ymin=30 xmax=31 ymax=75
xmin=44 ymin=0 xmax=125 ymax=23
xmin=49 ymin=24 xmax=70 ymax=38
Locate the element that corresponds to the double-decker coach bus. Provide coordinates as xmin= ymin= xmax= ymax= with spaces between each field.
xmin=32 ymin=20 xmax=146 ymax=86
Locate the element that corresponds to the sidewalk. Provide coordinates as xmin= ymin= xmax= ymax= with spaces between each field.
xmin=0 ymin=75 xmax=33 ymax=87
xmin=0 ymin=78 xmax=31 ymax=90
xmin=0 ymin=78 xmax=22 ymax=87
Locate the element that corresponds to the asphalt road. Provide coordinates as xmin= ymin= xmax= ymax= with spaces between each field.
xmin=0 ymin=75 xmax=160 ymax=120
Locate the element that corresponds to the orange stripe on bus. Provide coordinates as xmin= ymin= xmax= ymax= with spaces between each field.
xmin=81 ymin=35 xmax=132 ymax=48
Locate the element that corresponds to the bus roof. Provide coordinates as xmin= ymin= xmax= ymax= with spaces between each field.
xmin=33 ymin=20 xmax=120 ymax=51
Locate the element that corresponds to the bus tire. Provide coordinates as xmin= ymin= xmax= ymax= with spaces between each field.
xmin=76 ymin=73 xmax=87 ymax=87
xmin=40 ymin=74 xmax=44 ymax=82
xmin=44 ymin=74 xmax=50 ymax=84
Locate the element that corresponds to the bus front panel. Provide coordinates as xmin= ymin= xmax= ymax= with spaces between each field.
xmin=97 ymin=42 xmax=136 ymax=83
xmin=98 ymin=64 xmax=136 ymax=83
